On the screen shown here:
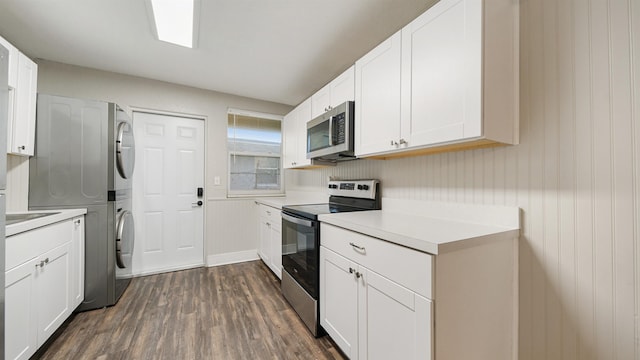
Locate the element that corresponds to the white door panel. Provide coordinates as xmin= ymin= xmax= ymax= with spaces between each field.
xmin=133 ymin=112 xmax=205 ymax=275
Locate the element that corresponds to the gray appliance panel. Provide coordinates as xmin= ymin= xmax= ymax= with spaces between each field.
xmin=30 ymin=95 xmax=109 ymax=206
xmin=282 ymin=269 xmax=319 ymax=336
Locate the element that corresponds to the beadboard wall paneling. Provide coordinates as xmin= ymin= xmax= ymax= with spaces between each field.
xmin=284 ymin=0 xmax=640 ymax=358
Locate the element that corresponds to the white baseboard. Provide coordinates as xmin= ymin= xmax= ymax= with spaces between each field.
xmin=206 ymin=249 xmax=260 ymax=267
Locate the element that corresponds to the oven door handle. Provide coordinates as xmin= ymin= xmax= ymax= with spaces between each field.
xmin=282 ymin=212 xmax=315 ymax=228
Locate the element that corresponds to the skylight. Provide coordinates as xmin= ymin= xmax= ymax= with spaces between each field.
xmin=150 ymin=0 xmax=194 ymax=48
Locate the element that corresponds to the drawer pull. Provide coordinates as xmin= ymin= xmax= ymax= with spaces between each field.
xmin=348 ymin=267 xmax=362 ymax=278
xmin=349 ymin=242 xmax=365 ymax=251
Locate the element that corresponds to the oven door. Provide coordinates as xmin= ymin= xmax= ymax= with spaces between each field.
xmin=281 ymin=211 xmax=319 ymax=299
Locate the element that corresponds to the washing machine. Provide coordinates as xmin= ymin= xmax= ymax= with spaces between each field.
xmin=29 ymin=94 xmax=136 ymax=311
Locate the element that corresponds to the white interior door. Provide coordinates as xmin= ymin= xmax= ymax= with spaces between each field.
xmin=132 ymin=111 xmax=205 ymax=275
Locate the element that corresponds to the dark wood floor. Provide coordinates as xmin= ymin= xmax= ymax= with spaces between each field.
xmin=37 ymin=261 xmax=345 ymax=360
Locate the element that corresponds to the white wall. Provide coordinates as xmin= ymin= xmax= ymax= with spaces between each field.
xmin=286 ymin=0 xmax=640 ymax=358
xmin=9 ymin=60 xmax=292 ymax=262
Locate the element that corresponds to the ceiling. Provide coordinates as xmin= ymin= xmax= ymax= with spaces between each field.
xmin=0 ymin=0 xmax=435 ymax=106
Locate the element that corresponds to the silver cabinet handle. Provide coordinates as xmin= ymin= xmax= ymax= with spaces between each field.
xmin=349 ymin=242 xmax=365 ymax=251
xmin=348 ymin=267 xmax=362 ymax=278
xmin=36 ymin=258 xmax=50 ymax=268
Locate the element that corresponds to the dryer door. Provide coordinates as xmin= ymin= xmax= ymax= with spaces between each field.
xmin=116 ymin=121 xmax=135 ymax=179
xmin=115 ymin=210 xmax=134 ymax=269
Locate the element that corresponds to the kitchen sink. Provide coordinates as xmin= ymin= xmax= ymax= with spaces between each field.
xmin=6 ymin=212 xmax=60 ymax=225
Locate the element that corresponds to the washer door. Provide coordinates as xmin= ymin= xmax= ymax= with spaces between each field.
xmin=116 ymin=121 xmax=135 ymax=179
xmin=115 ymin=210 xmax=134 ymax=269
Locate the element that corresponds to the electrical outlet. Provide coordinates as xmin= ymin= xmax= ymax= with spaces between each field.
xmin=214 ymin=176 xmax=221 ymax=186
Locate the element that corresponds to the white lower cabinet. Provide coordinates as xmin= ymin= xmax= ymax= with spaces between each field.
xmin=256 ymin=203 xmax=282 ymax=279
xmin=36 ymin=242 xmax=72 ymax=343
xmin=320 ymin=222 xmax=517 ymax=360
xmin=5 ymin=216 xmax=85 ymax=360
xmin=5 ymin=258 xmax=38 ymax=360
xmin=321 ymin=246 xmax=432 ymax=360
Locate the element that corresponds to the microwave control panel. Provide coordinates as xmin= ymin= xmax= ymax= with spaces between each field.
xmin=332 ymin=113 xmax=346 ymax=145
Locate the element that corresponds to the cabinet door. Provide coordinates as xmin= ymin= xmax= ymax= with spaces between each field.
xmin=311 ymin=83 xmax=331 ymax=119
xmin=36 ymin=242 xmax=72 ymax=345
xmin=320 ymin=247 xmax=359 ymax=359
xmin=401 ymin=0 xmax=482 ymax=147
xmin=5 ymin=258 xmax=39 ymax=360
xmin=71 ymin=216 xmax=85 ymax=308
xmin=0 ymin=35 xmax=18 ymax=87
xmin=10 ymin=52 xmax=37 ymax=155
xmin=330 ymin=66 xmax=355 ymax=108
xmin=258 ymin=217 xmax=271 ymax=265
xmin=358 ymin=269 xmax=433 ymax=360
xmin=355 ymin=31 xmax=402 ymax=157
xmin=295 ymin=98 xmax=312 ymax=167
xmin=282 ymin=109 xmax=298 ymax=169
xmin=270 ymin=222 xmax=282 ymax=279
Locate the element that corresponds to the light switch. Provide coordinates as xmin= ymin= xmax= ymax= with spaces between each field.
xmin=214 ymin=176 xmax=221 ymax=185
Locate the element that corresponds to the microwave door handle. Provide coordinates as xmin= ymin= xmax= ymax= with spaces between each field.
xmin=328 ymin=115 xmax=334 ymax=146
xmin=282 ymin=213 xmax=315 ymax=228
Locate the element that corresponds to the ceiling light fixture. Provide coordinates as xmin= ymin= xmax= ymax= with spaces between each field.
xmin=149 ymin=0 xmax=195 ymax=48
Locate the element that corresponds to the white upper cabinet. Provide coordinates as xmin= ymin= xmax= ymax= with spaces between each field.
xmin=1 ymin=35 xmax=38 ymax=156
xmin=311 ymin=65 xmax=355 ymax=118
xmin=282 ymin=97 xmax=312 ymax=169
xmin=10 ymin=53 xmax=38 ymax=156
xmin=355 ymin=0 xmax=518 ymax=158
xmin=400 ymin=0 xmax=482 ymax=147
xmin=0 ymin=36 xmax=18 ymax=87
xmin=354 ymin=31 xmax=402 ymax=156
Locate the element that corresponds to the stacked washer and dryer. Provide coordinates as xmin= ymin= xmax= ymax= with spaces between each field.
xmin=29 ymin=94 xmax=136 ymax=311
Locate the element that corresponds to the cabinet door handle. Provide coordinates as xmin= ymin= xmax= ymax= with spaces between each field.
xmin=36 ymin=258 xmax=50 ymax=268
xmin=349 ymin=267 xmax=355 ymax=274
xmin=19 ymin=145 xmax=26 ymax=150
xmin=399 ymin=139 xmax=407 ymax=145
xmin=390 ymin=140 xmax=398 ymax=146
xmin=355 ymin=271 xmax=362 ymax=279
xmin=349 ymin=242 xmax=365 ymax=251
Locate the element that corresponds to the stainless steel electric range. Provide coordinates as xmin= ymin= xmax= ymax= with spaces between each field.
xmin=281 ymin=180 xmax=381 ymax=336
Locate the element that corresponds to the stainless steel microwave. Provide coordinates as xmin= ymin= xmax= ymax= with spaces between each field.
xmin=306 ymin=101 xmax=355 ymax=161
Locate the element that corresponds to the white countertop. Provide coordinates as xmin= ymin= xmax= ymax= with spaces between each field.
xmin=6 ymin=209 xmax=87 ymax=236
xmin=318 ymin=199 xmax=520 ymax=255
xmin=254 ymin=191 xmax=328 ymax=209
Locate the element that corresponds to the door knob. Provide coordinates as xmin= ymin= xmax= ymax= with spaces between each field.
xmin=192 ymin=200 xmax=203 ymax=207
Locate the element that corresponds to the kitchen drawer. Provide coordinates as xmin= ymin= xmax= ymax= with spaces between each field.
xmin=258 ymin=204 xmax=281 ymax=225
xmin=6 ymin=220 xmax=73 ymax=271
xmin=321 ymin=223 xmax=432 ymax=298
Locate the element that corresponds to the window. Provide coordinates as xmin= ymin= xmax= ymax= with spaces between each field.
xmin=227 ymin=110 xmax=283 ymax=196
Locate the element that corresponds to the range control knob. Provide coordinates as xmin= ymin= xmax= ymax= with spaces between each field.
xmin=362 ymin=184 xmax=370 ymax=190
xmin=329 ymin=184 xmax=338 ymax=189
xmin=357 ymin=185 xmax=363 ymax=190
